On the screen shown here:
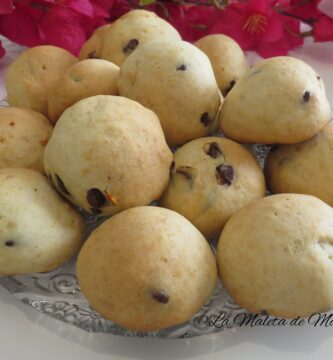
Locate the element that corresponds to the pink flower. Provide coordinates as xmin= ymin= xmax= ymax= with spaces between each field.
xmin=290 ymin=0 xmax=333 ymax=42
xmin=0 ymin=0 xmax=13 ymax=15
xmin=0 ymin=0 xmax=113 ymax=56
xmin=155 ymin=3 xmax=219 ymax=42
xmin=313 ymin=15 xmax=333 ymax=42
xmin=108 ymin=0 xmax=131 ymax=21
xmin=0 ymin=3 xmax=41 ymax=47
xmin=38 ymin=5 xmax=87 ymax=55
xmin=211 ymin=0 xmax=303 ymax=57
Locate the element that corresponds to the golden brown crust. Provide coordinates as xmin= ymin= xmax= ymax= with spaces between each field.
xmin=118 ymin=40 xmax=223 ymax=146
xmin=219 ymin=56 xmax=331 ymax=144
xmin=6 ymin=45 xmax=77 ymax=117
xmin=194 ymin=34 xmax=248 ymax=96
xmin=48 ymin=59 xmax=119 ymax=123
xmin=44 ymin=95 xmax=173 ymax=216
xmin=217 ymin=194 xmax=333 ymax=318
xmin=79 ymin=24 xmax=111 ymax=60
xmin=161 ymin=137 xmax=266 ymax=239
xmin=100 ymin=10 xmax=181 ymax=66
xmin=265 ymin=121 xmax=333 ymax=206
xmin=0 ymin=107 xmax=53 ymax=172
xmin=77 ymin=206 xmax=217 ymax=331
xmin=0 ymin=168 xmax=84 ymax=275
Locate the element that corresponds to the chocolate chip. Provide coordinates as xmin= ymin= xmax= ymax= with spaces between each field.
xmin=87 ymin=188 xmax=106 ymax=208
xmin=270 ymin=145 xmax=279 ymax=152
xmin=176 ymin=166 xmax=194 ymax=180
xmin=55 ymin=174 xmax=70 ymax=196
xmin=316 ymin=75 xmax=321 ymax=80
xmin=223 ymin=79 xmax=236 ymax=96
xmin=177 ymin=64 xmax=187 ymax=71
xmin=152 ymin=290 xmax=169 ymax=304
xmin=123 ymin=39 xmax=139 ymax=54
xmin=200 ymin=112 xmax=212 ymax=127
xmin=90 ymin=208 xmax=102 ymax=215
xmin=303 ymin=91 xmax=311 ymax=103
xmin=205 ymin=142 xmax=223 ymax=158
xmin=169 ymin=161 xmax=175 ymax=177
xmin=5 ymin=240 xmax=15 ymax=247
xmin=88 ymin=51 xmax=99 ymax=59
xmin=215 ymin=165 xmax=234 ymax=186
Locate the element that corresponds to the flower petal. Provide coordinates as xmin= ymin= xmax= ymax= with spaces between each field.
xmin=0 ymin=0 xmax=13 ymax=15
xmin=0 ymin=6 xmax=41 ymax=47
xmin=313 ymin=14 xmax=333 ymax=41
xmin=259 ymin=11 xmax=284 ymax=42
xmin=66 ymin=0 xmax=95 ymax=18
xmin=38 ymin=7 xmax=87 ymax=55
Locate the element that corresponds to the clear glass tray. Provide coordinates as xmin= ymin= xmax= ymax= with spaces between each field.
xmin=0 ymin=95 xmax=270 ymax=338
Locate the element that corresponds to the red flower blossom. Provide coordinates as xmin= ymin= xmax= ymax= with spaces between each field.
xmin=0 ymin=0 xmax=13 ymax=15
xmin=0 ymin=0 xmax=113 ymax=57
xmin=155 ymin=3 xmax=219 ymax=42
xmin=211 ymin=0 xmax=303 ymax=57
xmin=290 ymin=0 xmax=333 ymax=42
xmin=0 ymin=0 xmax=331 ymax=61
xmin=313 ymin=14 xmax=333 ymax=41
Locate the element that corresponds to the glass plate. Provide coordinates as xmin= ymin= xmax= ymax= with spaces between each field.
xmin=0 ymin=96 xmax=270 ymax=338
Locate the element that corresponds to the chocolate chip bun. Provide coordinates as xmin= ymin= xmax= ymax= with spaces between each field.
xmin=217 ymin=194 xmax=333 ymax=318
xmin=44 ymin=95 xmax=172 ymax=216
xmin=100 ymin=10 xmax=181 ymax=66
xmin=118 ymin=40 xmax=222 ymax=146
xmin=77 ymin=206 xmax=217 ymax=331
xmin=6 ymin=46 xmax=76 ymax=117
xmin=0 ymin=168 xmax=84 ymax=275
xmin=194 ymin=34 xmax=248 ymax=96
xmin=79 ymin=24 xmax=111 ymax=60
xmin=265 ymin=121 xmax=333 ymax=205
xmin=161 ymin=137 xmax=266 ymax=239
xmin=0 ymin=107 xmax=52 ymax=173
xmin=48 ymin=59 xmax=119 ymax=123
xmin=219 ymin=56 xmax=331 ymax=144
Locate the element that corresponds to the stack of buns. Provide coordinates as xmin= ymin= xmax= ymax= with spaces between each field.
xmin=1 ymin=9 xmax=332 ymax=331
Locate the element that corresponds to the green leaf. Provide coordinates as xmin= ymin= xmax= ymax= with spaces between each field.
xmin=140 ymin=0 xmax=156 ymax=5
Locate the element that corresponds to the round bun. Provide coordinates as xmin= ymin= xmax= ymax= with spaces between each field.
xmin=44 ymin=95 xmax=172 ymax=216
xmin=79 ymin=24 xmax=111 ymax=60
xmin=219 ymin=56 xmax=331 ymax=144
xmin=195 ymin=34 xmax=248 ymax=96
xmin=0 ymin=168 xmax=84 ymax=275
xmin=6 ymin=45 xmax=76 ymax=116
xmin=0 ymin=107 xmax=52 ymax=173
xmin=265 ymin=121 xmax=333 ymax=206
xmin=161 ymin=137 xmax=266 ymax=239
xmin=118 ymin=40 xmax=222 ymax=146
xmin=77 ymin=206 xmax=217 ymax=331
xmin=48 ymin=59 xmax=119 ymax=123
xmin=217 ymin=194 xmax=333 ymax=318
xmin=100 ymin=10 xmax=181 ymax=66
